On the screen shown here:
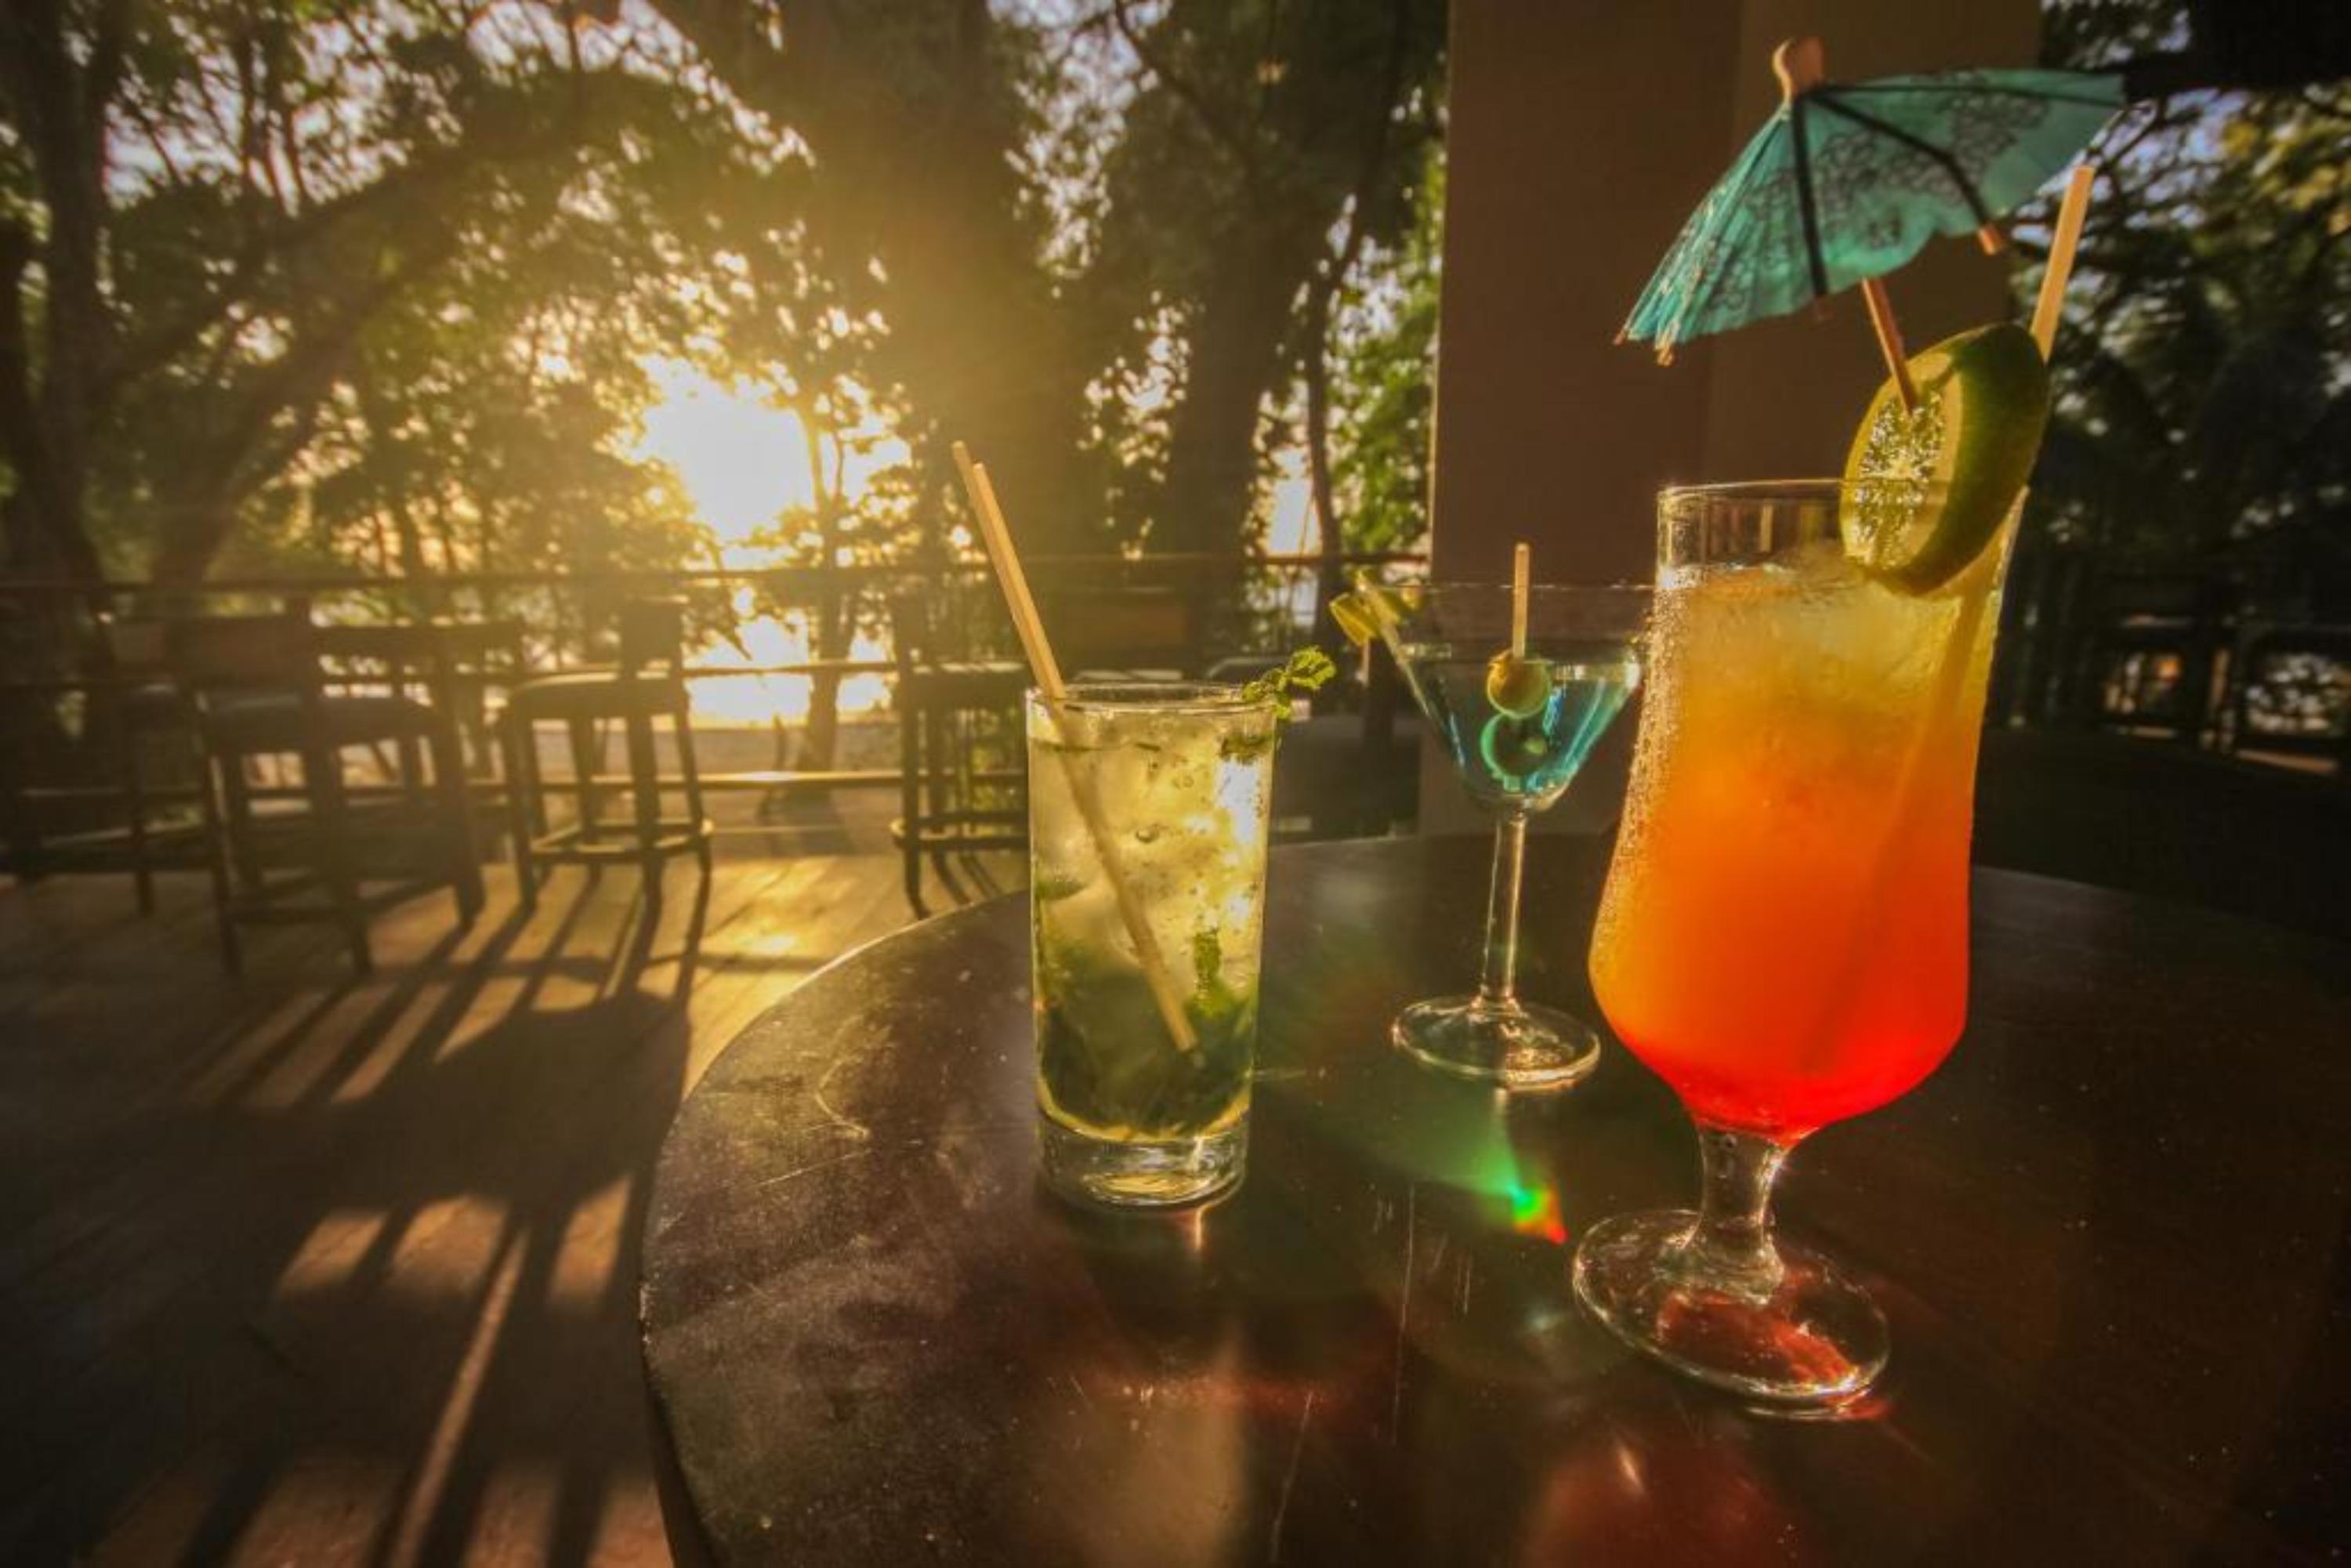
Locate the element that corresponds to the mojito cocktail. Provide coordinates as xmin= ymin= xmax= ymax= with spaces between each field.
xmin=1027 ymin=683 xmax=1276 ymax=1207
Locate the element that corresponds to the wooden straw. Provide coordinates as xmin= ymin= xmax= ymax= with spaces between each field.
xmin=1777 ymin=38 xmax=1919 ymax=414
xmin=1509 ymin=543 xmax=1531 ymax=660
xmin=1860 ymin=276 xmax=1920 ymax=413
xmin=2031 ymin=162 xmax=2096 ymax=358
xmin=1801 ymin=164 xmax=2099 ymax=1071
xmin=951 ymin=441 xmax=1197 ymax=1053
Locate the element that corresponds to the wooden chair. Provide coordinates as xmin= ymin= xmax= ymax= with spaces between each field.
xmin=2225 ymin=621 xmax=2351 ymax=772
xmin=0 ymin=615 xmax=215 ymax=915
xmin=168 ymin=611 xmax=484 ymax=974
xmin=1038 ymin=585 xmax=1201 ymax=679
xmin=888 ymin=589 xmax=1030 ymax=917
xmin=101 ymin=616 xmax=214 ymax=914
xmin=499 ymin=597 xmax=711 ymax=908
xmin=887 ymin=580 xmax=1220 ymax=913
xmin=2063 ymin=569 xmax=2233 ymax=745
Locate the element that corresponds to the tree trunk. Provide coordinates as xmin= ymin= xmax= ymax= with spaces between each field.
xmin=149 ymin=498 xmax=241 ymax=587
xmin=1302 ymin=267 xmax=1348 ymax=668
xmin=0 ymin=0 xmax=119 ymax=597
xmin=1154 ymin=222 xmax=1327 ymax=643
xmin=799 ymin=407 xmax=848 ymax=773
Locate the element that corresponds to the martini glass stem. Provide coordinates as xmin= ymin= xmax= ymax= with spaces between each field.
xmin=1683 ymin=1124 xmax=1792 ymax=1298
xmin=1474 ymin=809 xmax=1531 ymax=1010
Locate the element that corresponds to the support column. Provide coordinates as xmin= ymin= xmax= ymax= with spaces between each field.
xmin=1427 ymin=0 xmax=2038 ymax=835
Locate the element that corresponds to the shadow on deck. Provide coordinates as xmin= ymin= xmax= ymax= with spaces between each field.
xmin=0 ymin=805 xmax=1005 ymax=1563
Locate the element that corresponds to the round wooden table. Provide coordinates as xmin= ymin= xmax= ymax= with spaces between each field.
xmin=639 ymin=837 xmax=2349 ymax=1564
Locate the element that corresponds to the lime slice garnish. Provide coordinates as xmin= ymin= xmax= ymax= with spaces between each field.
xmin=1840 ymin=322 xmax=2051 ymax=594
xmin=1329 ymin=591 xmax=1380 ymax=649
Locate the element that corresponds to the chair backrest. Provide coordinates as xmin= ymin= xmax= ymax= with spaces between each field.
xmin=314 ymin=618 xmax=528 ymax=685
xmin=100 ymin=615 xmax=173 ymax=678
xmin=618 ymin=598 xmax=686 ymax=675
xmin=158 ymin=613 xmax=320 ymax=692
xmin=890 ymin=581 xmax=1020 ymax=670
xmin=2086 ymin=570 xmax=2224 ymax=630
xmin=2233 ymin=622 xmax=2351 ymax=762
xmin=1040 ymin=587 xmax=1201 ymax=676
xmin=889 ymin=592 xmax=934 ymax=672
xmin=1975 ymin=727 xmax=2349 ymax=941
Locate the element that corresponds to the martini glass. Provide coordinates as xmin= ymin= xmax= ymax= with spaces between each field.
xmin=1332 ymin=581 xmax=1647 ymax=1090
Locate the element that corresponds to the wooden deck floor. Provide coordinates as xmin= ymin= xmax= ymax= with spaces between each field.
xmin=0 ymin=829 xmax=1012 ymax=1564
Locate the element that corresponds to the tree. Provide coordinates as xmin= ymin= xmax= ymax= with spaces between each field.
xmin=1080 ymin=0 xmax=1444 ymax=562
xmin=2025 ymin=1 xmax=2349 ymax=611
xmin=0 ymin=1 xmax=759 ymax=588
xmin=1310 ymin=138 xmax=1444 ymax=635
xmin=650 ymin=0 xmax=1096 ymax=551
xmin=647 ymin=0 xmax=1446 ymax=570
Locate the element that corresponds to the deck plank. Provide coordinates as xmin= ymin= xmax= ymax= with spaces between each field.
xmin=0 ymin=835 xmax=1016 ymax=1566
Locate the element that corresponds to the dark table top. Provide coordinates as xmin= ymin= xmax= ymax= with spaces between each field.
xmin=640 ymin=836 xmax=2351 ymax=1565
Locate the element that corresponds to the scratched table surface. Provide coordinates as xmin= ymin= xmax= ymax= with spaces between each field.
xmin=639 ymin=836 xmax=2350 ymax=1565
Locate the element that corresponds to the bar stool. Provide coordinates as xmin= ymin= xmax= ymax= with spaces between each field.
xmin=500 ymin=597 xmax=712 ymax=907
xmin=170 ymin=611 xmax=484 ymax=975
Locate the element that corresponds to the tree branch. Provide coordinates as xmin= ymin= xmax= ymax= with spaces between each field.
xmin=0 ymin=222 xmax=42 ymax=476
xmin=1110 ymin=0 xmax=1261 ymax=190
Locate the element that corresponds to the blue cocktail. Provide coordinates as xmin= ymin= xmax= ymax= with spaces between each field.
xmin=1335 ymin=581 xmax=1647 ymax=1089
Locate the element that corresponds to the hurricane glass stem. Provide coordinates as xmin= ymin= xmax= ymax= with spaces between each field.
xmin=1679 ymin=1124 xmax=1793 ymax=1298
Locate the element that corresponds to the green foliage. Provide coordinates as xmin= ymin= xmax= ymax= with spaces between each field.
xmin=2029 ymin=2 xmax=2349 ymax=607
xmin=1052 ymin=0 xmax=1447 ymax=552
xmin=1330 ymin=143 xmax=1444 ymax=555
xmin=3 ymin=0 xmax=1453 ymax=614
xmin=5 ymin=2 xmax=781 ymax=590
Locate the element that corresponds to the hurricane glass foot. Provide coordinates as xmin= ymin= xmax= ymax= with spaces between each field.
xmin=1573 ymin=1209 xmax=1888 ymax=1404
xmin=1039 ymin=1117 xmax=1245 ymax=1209
xmin=1390 ymin=995 xmax=1602 ymax=1092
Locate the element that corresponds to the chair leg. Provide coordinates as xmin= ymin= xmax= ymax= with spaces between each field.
xmin=624 ymin=708 xmax=664 ymax=895
xmin=197 ymin=744 xmax=242 ymax=976
xmin=673 ymin=697 xmax=712 ymax=873
xmin=501 ymin=713 xmax=539 ymax=911
xmin=121 ymin=721 xmax=155 ymax=916
xmin=0 ymin=778 xmax=37 ymax=885
xmin=397 ymin=733 xmax=427 ymax=806
xmin=567 ymin=716 xmax=600 ymax=843
xmin=518 ymin=711 xmax=551 ymax=838
xmin=431 ymin=716 xmax=483 ymax=924
xmin=306 ymin=738 xmax=371 ymax=976
xmin=898 ymin=690 xmax=927 ymax=917
xmin=220 ymin=755 xmax=263 ymax=890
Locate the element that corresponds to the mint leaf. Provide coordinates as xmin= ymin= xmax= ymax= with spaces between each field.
xmin=1221 ymin=647 xmax=1336 ymax=761
xmin=1239 ymin=646 xmax=1337 ymax=715
xmin=1190 ymin=926 xmax=1223 ymax=993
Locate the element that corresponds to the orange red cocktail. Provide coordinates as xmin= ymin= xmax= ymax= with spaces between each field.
xmin=1589 ymin=522 xmax=2002 ymax=1139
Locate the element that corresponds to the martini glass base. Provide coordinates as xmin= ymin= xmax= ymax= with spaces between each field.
xmin=1573 ymin=1210 xmax=1889 ymax=1405
xmin=1390 ymin=995 xmax=1603 ymax=1092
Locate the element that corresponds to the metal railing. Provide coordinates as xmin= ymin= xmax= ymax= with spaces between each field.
xmin=0 ymin=552 xmax=1429 ymax=829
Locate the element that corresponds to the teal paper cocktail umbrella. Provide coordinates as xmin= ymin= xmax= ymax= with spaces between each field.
xmin=1620 ymin=38 xmax=2121 ymax=402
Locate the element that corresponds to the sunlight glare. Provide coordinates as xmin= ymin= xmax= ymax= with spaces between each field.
xmin=636 ymin=359 xmax=811 ymax=548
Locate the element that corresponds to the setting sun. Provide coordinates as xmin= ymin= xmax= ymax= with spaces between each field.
xmin=636 ymin=360 xmax=898 ymax=726
xmin=636 ymin=360 xmax=812 ymax=551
